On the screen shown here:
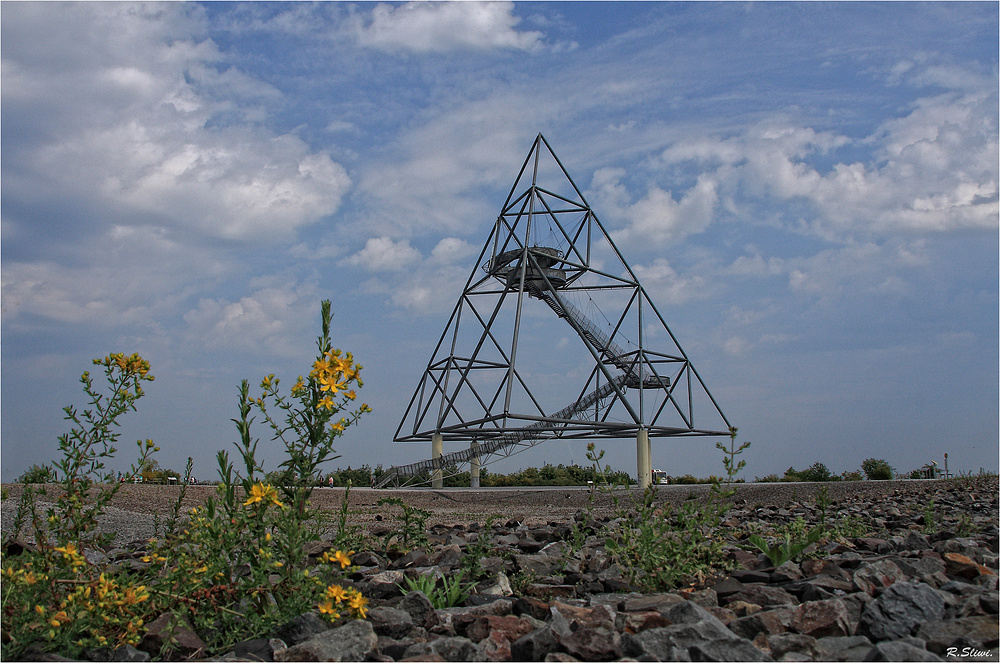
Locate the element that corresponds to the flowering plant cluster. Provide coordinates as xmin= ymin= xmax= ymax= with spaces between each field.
xmin=2 ymin=354 xmax=159 ymax=658
xmin=2 ymin=301 xmax=373 ymax=660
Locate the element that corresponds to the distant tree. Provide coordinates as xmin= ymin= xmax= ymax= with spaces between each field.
xmin=798 ymin=462 xmax=837 ymax=482
xmin=861 ymin=458 xmax=894 ymax=481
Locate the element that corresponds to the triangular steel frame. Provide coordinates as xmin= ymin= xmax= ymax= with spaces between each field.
xmin=387 ymin=134 xmax=731 ymax=483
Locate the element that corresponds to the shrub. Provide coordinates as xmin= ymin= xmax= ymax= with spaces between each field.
xmin=17 ymin=463 xmax=57 ymax=484
xmin=861 ymin=458 xmax=894 ymax=480
xmin=798 ymin=462 xmax=837 ymax=482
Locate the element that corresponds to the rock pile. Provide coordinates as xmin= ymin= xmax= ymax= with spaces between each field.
xmin=6 ymin=477 xmax=998 ymax=661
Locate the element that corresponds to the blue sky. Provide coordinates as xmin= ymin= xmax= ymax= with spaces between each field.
xmin=2 ymin=2 xmax=997 ymax=483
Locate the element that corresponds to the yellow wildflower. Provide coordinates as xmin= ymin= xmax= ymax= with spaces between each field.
xmin=333 ymin=550 xmax=353 ymax=569
xmin=318 ymin=394 xmax=336 ymax=411
xmin=318 ymin=601 xmax=340 ymax=621
xmin=244 ymin=483 xmax=284 ymax=508
xmin=318 ymin=373 xmax=346 ymax=395
xmin=347 ymin=590 xmax=368 ymax=618
xmin=325 ymin=584 xmax=347 ymax=603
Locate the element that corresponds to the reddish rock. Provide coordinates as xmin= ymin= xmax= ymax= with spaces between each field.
xmin=550 ymin=601 xmax=616 ymax=631
xmin=705 ymin=605 xmax=738 ymax=625
xmin=465 ymin=614 xmax=535 ymax=645
xmin=513 ymin=596 xmax=551 ymax=620
xmin=726 ymin=600 xmax=762 ymax=617
xmin=944 ymin=552 xmax=996 ymax=580
xmin=791 ymin=598 xmax=853 ymax=638
xmin=853 ymin=559 xmax=906 ymax=596
xmin=619 ymin=610 xmax=671 ymax=634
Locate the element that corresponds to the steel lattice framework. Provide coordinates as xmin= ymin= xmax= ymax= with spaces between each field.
xmin=380 ymin=135 xmax=731 ymax=487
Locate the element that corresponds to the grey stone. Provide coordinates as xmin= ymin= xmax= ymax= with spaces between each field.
xmin=368 ymin=606 xmax=414 ymax=639
xmin=621 ymin=629 xmax=692 ymax=662
xmin=724 ymin=585 xmax=798 ymax=609
xmin=276 ymin=619 xmax=378 ymax=662
xmin=621 ymin=593 xmax=685 ymax=612
xmin=816 ymin=635 xmax=875 ymax=662
xmin=892 ymin=556 xmax=946 ymax=579
xmin=556 ymin=625 xmax=621 ymax=661
xmin=915 ymin=616 xmax=1000 ymax=655
xmin=771 ymin=561 xmax=804 ymax=583
xmin=899 ymin=531 xmax=932 ymax=552
xmin=275 ymin=612 xmax=329 ymax=646
xmin=514 ymin=553 xmax=563 ymax=576
xmin=399 ymin=589 xmax=441 ymax=630
xmin=764 ymin=633 xmax=822 ymax=660
xmin=232 ymin=637 xmax=286 ymax=662
xmin=858 ymin=582 xmax=946 ymax=641
xmin=511 ymin=626 xmax=561 ymax=661
xmin=432 ymin=543 xmax=465 ymax=568
xmin=366 ymin=569 xmax=406 ymax=599
xmin=110 ymin=645 xmax=151 ymax=662
xmin=138 ymin=612 xmax=207 ymax=658
xmin=862 ymin=640 xmax=943 ymax=661
xmin=377 ymin=635 xmax=418 ymax=660
xmin=728 ymin=606 xmax=794 ymax=639
xmin=663 ymin=600 xmax=744 ymax=640
xmin=689 ymin=638 xmax=773 ymax=661
xmin=402 ymin=636 xmax=480 ymax=662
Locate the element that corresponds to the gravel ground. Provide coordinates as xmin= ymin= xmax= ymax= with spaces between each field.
xmin=4 ymin=478 xmax=989 ymax=543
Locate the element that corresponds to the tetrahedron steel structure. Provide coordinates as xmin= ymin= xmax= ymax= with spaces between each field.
xmin=381 ymin=134 xmax=731 ymax=487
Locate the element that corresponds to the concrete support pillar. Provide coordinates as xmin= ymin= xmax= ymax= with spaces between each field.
xmin=432 ymin=433 xmax=443 ymax=489
xmin=637 ymin=428 xmax=651 ymax=490
xmin=470 ymin=441 xmax=481 ymax=488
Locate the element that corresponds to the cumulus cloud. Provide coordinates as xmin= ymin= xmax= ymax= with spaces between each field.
xmin=343 ymin=237 xmax=422 ymax=272
xmin=182 ymin=279 xmax=317 ymax=355
xmin=655 ymin=77 xmax=998 ymax=241
xmin=630 ymin=258 xmax=709 ymax=305
xmin=430 ymin=237 xmax=477 ymax=264
xmin=2 ymin=3 xmax=350 ymax=243
xmin=593 ymin=169 xmax=720 ymax=247
xmin=352 ymin=2 xmax=543 ymax=53
xmin=1 ymin=224 xmax=225 ymax=328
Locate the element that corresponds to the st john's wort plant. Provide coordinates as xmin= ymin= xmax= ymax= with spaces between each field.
xmin=2 ymin=353 xmax=159 ymax=660
xmin=138 ymin=300 xmax=371 ymax=655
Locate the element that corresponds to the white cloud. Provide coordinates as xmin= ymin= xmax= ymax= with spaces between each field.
xmin=353 ymin=2 xmax=543 ymax=53
xmin=630 ymin=258 xmax=709 ymax=305
xmin=1 ymin=224 xmax=224 ymax=328
xmin=430 ymin=237 xmax=476 ymax=264
xmin=343 ymin=237 xmax=422 ymax=272
xmin=655 ymin=78 xmax=998 ymax=241
xmin=182 ymin=280 xmax=317 ymax=355
xmin=355 ymin=93 xmax=546 ymax=236
xmin=591 ymin=168 xmax=719 ymax=247
xmin=2 ymin=3 xmax=351 ymax=243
